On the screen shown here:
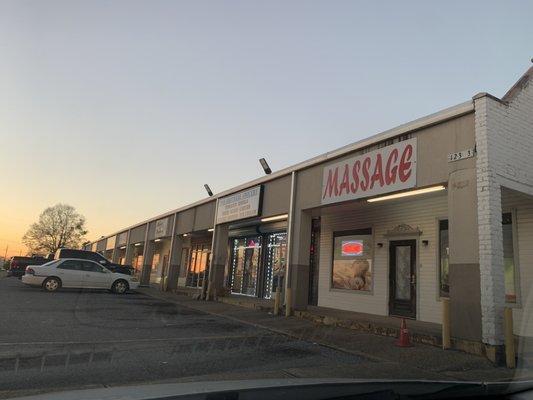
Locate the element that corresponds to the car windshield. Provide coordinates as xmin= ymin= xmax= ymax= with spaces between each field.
xmin=1 ymin=1 xmax=533 ymax=399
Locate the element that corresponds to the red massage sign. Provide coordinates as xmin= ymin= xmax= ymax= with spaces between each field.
xmin=321 ymin=138 xmax=417 ymax=205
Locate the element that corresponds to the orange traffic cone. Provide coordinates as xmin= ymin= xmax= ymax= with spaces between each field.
xmin=395 ymin=318 xmax=412 ymax=347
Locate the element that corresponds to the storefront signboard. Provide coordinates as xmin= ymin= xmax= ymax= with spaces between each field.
xmin=321 ymin=138 xmax=417 ymax=205
xmin=154 ymin=218 xmax=169 ymax=238
xmin=216 ymin=185 xmax=262 ymax=224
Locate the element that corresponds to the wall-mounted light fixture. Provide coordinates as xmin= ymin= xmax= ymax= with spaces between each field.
xmin=134 ymin=242 xmax=142 ymax=247
xmin=204 ymin=184 xmax=213 ymax=197
xmin=259 ymin=158 xmax=272 ymax=175
xmin=261 ymin=214 xmax=288 ymax=223
xmin=422 ymin=240 xmax=429 ymax=247
xmin=367 ymin=185 xmax=446 ymax=203
xmin=183 ymin=233 xmax=188 ymax=237
xmin=207 ymin=228 xmax=214 ymax=232
xmin=119 ymin=246 xmax=126 ymax=250
xmin=154 ymin=238 xmax=162 ymax=242
xmin=377 ymin=243 xmax=384 ymax=248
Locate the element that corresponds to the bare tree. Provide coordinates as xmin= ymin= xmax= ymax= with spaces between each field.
xmin=22 ymin=204 xmax=88 ymax=254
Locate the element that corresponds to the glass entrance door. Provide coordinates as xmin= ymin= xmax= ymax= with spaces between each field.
xmin=389 ymin=240 xmax=417 ymax=318
xmin=230 ymin=236 xmax=262 ymax=296
xmin=264 ymin=232 xmax=287 ymax=299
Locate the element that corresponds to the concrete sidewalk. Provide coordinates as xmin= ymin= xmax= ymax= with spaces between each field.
xmin=138 ymin=287 xmax=532 ymax=382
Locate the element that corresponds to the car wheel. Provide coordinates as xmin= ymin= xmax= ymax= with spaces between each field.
xmin=43 ymin=277 xmax=61 ymax=292
xmin=112 ymin=279 xmax=129 ymax=294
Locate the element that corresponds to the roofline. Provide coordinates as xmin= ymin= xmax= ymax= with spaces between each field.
xmin=91 ymin=100 xmax=474 ymax=243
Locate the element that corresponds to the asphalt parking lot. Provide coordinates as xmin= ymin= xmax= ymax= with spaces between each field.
xmin=0 ymin=277 xmax=367 ymax=398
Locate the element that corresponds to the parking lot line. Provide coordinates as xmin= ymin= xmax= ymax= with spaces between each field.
xmin=0 ymin=333 xmax=274 ymax=347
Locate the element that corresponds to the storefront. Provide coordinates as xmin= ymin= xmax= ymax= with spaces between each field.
xmin=185 ymin=234 xmax=212 ymax=289
xmin=113 ymin=231 xmax=128 ymax=264
xmin=149 ymin=239 xmax=171 ymax=285
xmin=214 ymin=184 xmax=290 ymax=300
xmin=104 ymin=235 xmax=115 ymax=260
xmin=126 ymin=225 xmax=147 ymax=280
xmin=141 ymin=216 xmax=175 ymax=287
xmin=131 ymin=242 xmax=144 ymax=279
xmin=227 ymin=230 xmax=286 ymax=299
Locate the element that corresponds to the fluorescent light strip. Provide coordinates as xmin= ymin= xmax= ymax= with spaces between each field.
xmin=367 ymin=185 xmax=446 ymax=203
xmin=207 ymin=228 xmax=214 ymax=232
xmin=154 ymin=238 xmax=162 ymax=242
xmin=261 ymin=214 xmax=288 ymax=222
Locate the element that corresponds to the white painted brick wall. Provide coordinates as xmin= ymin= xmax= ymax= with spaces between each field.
xmin=474 ymin=70 xmax=533 ymax=344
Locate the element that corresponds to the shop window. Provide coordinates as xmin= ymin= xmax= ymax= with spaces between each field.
xmin=438 ymin=214 xmax=518 ymax=302
xmin=503 ymin=212 xmax=517 ymax=303
xmin=186 ymin=244 xmax=210 ymax=289
xmin=332 ymin=228 xmax=373 ymax=291
xmin=439 ymin=220 xmax=449 ymax=297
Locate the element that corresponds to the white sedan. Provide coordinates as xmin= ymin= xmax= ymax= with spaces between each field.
xmin=21 ymin=258 xmax=139 ymax=294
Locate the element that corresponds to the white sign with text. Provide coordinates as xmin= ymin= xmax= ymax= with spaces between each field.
xmin=448 ymin=148 xmax=476 ymax=163
xmin=154 ymin=218 xmax=169 ymax=238
xmin=216 ymin=185 xmax=262 ymax=224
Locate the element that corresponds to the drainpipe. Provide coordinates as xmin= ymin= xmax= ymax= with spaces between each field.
xmin=205 ymin=198 xmax=219 ymax=300
xmin=284 ymin=171 xmax=297 ymax=316
xmin=140 ymin=223 xmax=150 ymax=286
xmin=165 ymin=212 xmax=178 ymax=291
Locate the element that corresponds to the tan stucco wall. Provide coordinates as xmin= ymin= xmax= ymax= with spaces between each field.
xmin=177 ymin=208 xmax=195 ymax=235
xmin=294 ymin=113 xmax=475 ymax=211
xmin=194 ymin=201 xmax=216 ymax=231
xmin=261 ymin=175 xmax=291 ymax=217
xmin=129 ymin=224 xmax=147 ymax=244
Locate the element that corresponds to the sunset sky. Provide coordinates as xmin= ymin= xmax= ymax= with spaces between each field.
xmin=1 ymin=0 xmax=531 ymax=258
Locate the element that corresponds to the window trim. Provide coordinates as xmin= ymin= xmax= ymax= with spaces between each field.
xmin=330 ymin=228 xmax=375 ymax=294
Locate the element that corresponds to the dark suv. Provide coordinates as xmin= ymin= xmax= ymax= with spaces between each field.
xmin=8 ymin=256 xmax=49 ymax=277
xmin=54 ymin=249 xmax=134 ymax=275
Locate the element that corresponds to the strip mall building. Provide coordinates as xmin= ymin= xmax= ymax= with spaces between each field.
xmin=86 ymin=66 xmax=533 ymax=359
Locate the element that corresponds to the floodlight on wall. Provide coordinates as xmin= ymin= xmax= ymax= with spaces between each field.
xmin=208 ymin=228 xmax=214 ymax=232
xmin=134 ymin=242 xmax=142 ymax=247
xmin=204 ymin=184 xmax=213 ymax=197
xmin=119 ymin=246 xmax=126 ymax=250
xmin=367 ymin=185 xmax=446 ymax=203
xmin=259 ymin=158 xmax=272 ymax=175
xmin=154 ymin=238 xmax=162 ymax=242
xmin=183 ymin=233 xmax=189 ymax=237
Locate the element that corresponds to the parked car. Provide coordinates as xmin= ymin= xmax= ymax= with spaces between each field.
xmin=54 ymin=248 xmax=134 ymax=275
xmin=21 ymin=258 xmax=139 ymax=294
xmin=7 ymin=256 xmax=49 ymax=278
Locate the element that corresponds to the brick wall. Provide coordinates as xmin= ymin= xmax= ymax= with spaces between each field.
xmin=474 ymin=67 xmax=533 ymax=345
